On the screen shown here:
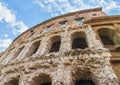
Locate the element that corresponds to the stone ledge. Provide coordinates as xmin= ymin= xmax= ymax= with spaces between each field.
xmin=0 ymin=48 xmax=110 ymax=74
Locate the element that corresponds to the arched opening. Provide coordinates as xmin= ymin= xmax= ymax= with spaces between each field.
xmin=50 ymin=36 xmax=61 ymax=52
xmin=41 ymin=82 xmax=51 ymax=85
xmin=116 ymin=47 xmax=120 ymax=52
xmin=99 ymin=35 xmax=114 ymax=45
xmin=32 ymin=74 xmax=51 ymax=85
xmin=6 ymin=79 xmax=19 ymax=85
xmin=75 ymin=79 xmax=95 ymax=85
xmin=28 ymin=40 xmax=41 ymax=56
xmin=72 ymin=32 xmax=88 ymax=49
xmin=13 ymin=46 xmax=25 ymax=58
xmin=97 ymin=28 xmax=115 ymax=45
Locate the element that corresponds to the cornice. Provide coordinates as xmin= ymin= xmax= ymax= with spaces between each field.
xmin=85 ymin=15 xmax=120 ymax=25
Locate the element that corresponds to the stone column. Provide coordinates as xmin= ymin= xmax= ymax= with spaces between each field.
xmin=60 ymin=28 xmax=71 ymax=52
xmin=113 ymin=23 xmax=120 ymax=33
xmin=1 ymin=47 xmax=17 ymax=64
xmin=19 ymin=75 xmax=32 ymax=85
xmin=90 ymin=59 xmax=119 ymax=85
xmin=0 ymin=76 xmax=5 ymax=85
xmin=0 ymin=76 xmax=14 ymax=85
xmin=16 ymin=43 xmax=30 ymax=60
xmin=113 ymin=23 xmax=120 ymax=45
xmin=52 ymin=65 xmax=74 ymax=85
xmin=86 ymin=25 xmax=104 ymax=50
xmin=0 ymin=51 xmax=9 ymax=63
xmin=35 ymin=36 xmax=49 ymax=57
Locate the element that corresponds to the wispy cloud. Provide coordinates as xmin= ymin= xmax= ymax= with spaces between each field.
xmin=0 ymin=2 xmax=28 ymax=35
xmin=0 ymin=38 xmax=12 ymax=52
xmin=0 ymin=2 xmax=29 ymax=52
xmin=34 ymin=0 xmax=120 ymax=16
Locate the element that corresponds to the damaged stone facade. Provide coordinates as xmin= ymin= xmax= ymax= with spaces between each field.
xmin=0 ymin=8 xmax=120 ymax=85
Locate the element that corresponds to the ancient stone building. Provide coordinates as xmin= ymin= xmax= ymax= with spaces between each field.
xmin=0 ymin=7 xmax=120 ymax=85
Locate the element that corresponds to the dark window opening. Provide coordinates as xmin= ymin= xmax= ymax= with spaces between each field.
xmin=75 ymin=18 xmax=84 ymax=24
xmin=116 ymin=47 xmax=120 ymax=52
xmin=41 ymin=82 xmax=51 ymax=85
xmin=28 ymin=40 xmax=41 ymax=56
xmin=9 ymin=79 xmax=19 ymax=85
xmin=100 ymin=35 xmax=114 ymax=45
xmin=32 ymin=48 xmax=38 ymax=54
xmin=32 ymin=74 xmax=51 ymax=85
xmin=72 ymin=37 xmax=88 ymax=49
xmin=97 ymin=28 xmax=115 ymax=46
xmin=59 ymin=21 xmax=67 ymax=27
xmin=50 ymin=41 xmax=61 ymax=52
xmin=31 ymin=30 xmax=34 ymax=35
xmin=46 ymin=25 xmax=51 ymax=32
xmin=28 ymin=30 xmax=34 ymax=38
xmin=75 ymin=79 xmax=95 ymax=85
xmin=92 ymin=14 xmax=97 ymax=16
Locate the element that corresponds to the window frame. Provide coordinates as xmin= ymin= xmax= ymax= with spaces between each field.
xmin=75 ymin=18 xmax=84 ymax=24
xmin=59 ymin=21 xmax=67 ymax=28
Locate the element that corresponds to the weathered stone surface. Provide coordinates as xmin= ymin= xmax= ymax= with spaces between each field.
xmin=0 ymin=8 xmax=120 ymax=85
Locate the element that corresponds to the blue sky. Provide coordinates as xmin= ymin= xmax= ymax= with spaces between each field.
xmin=0 ymin=0 xmax=120 ymax=52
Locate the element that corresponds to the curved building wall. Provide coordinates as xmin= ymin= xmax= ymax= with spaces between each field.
xmin=0 ymin=8 xmax=120 ymax=85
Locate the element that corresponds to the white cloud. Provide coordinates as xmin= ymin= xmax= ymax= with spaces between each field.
xmin=0 ymin=38 xmax=12 ymax=52
xmin=34 ymin=0 xmax=120 ymax=16
xmin=0 ymin=2 xmax=28 ymax=34
xmin=105 ymin=1 xmax=120 ymax=12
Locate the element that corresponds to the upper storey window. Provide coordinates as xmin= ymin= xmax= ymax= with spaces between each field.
xmin=31 ymin=30 xmax=34 ymax=35
xmin=75 ymin=18 xmax=84 ymax=24
xmin=46 ymin=25 xmax=51 ymax=32
xmin=92 ymin=13 xmax=97 ymax=16
xmin=27 ymin=30 xmax=34 ymax=38
xmin=59 ymin=21 xmax=67 ymax=28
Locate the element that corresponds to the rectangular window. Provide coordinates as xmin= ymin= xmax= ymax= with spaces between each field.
xmin=75 ymin=18 xmax=84 ymax=24
xmin=92 ymin=13 xmax=97 ymax=16
xmin=59 ymin=21 xmax=67 ymax=28
xmin=46 ymin=25 xmax=51 ymax=32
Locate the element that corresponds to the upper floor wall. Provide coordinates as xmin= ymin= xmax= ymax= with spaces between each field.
xmin=11 ymin=8 xmax=106 ymax=46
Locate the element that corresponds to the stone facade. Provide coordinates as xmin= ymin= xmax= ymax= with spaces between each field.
xmin=0 ymin=8 xmax=120 ymax=85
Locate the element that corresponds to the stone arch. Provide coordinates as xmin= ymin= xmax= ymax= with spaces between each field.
xmin=75 ymin=79 xmax=95 ymax=85
xmin=74 ymin=67 xmax=95 ymax=85
xmin=31 ymin=73 xmax=51 ymax=85
xmin=97 ymin=28 xmax=115 ymax=45
xmin=49 ymin=35 xmax=61 ymax=52
xmin=1 ymin=46 xmax=25 ymax=64
xmin=4 ymin=77 xmax=19 ymax=85
xmin=71 ymin=31 xmax=88 ymax=49
xmin=27 ymin=40 xmax=41 ymax=57
xmin=96 ymin=26 xmax=114 ymax=31
xmin=115 ymin=47 xmax=120 ymax=52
